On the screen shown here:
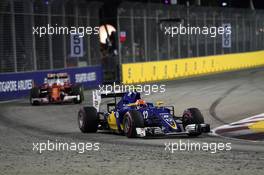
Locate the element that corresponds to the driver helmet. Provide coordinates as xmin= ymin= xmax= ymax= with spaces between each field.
xmin=135 ymin=99 xmax=147 ymax=107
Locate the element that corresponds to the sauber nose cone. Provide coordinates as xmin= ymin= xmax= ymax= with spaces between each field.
xmin=161 ymin=114 xmax=177 ymax=130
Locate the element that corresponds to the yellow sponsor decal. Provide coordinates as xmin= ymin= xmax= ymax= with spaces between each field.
xmin=122 ymin=50 xmax=264 ymax=84
xmin=169 ymin=121 xmax=177 ymax=130
xmin=248 ymin=121 xmax=264 ymax=133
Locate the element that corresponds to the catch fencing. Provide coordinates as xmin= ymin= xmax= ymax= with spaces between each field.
xmin=1 ymin=0 xmax=264 ymax=74
xmin=0 ymin=0 xmax=102 ymax=73
xmin=117 ymin=2 xmax=264 ymax=64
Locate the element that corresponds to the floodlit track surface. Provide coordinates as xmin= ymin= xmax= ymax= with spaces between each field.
xmin=1 ymin=68 xmax=264 ymax=175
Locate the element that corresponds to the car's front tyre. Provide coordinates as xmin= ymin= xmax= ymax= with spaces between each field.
xmin=72 ymin=85 xmax=84 ymax=104
xmin=30 ymin=87 xmax=40 ymax=105
xmin=123 ymin=110 xmax=144 ymax=138
xmin=182 ymin=108 xmax=205 ymax=137
xmin=78 ymin=106 xmax=98 ymax=133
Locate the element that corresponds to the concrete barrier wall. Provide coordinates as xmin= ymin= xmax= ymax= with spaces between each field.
xmin=122 ymin=51 xmax=264 ymax=84
xmin=0 ymin=66 xmax=102 ymax=100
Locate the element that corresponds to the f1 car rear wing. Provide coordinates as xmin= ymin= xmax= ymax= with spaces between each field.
xmin=92 ymin=90 xmax=126 ymax=112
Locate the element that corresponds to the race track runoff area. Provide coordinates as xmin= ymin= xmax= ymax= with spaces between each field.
xmin=0 ymin=68 xmax=264 ymax=175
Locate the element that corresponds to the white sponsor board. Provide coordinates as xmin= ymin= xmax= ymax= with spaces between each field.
xmin=0 ymin=79 xmax=33 ymax=93
xmin=75 ymin=72 xmax=96 ymax=83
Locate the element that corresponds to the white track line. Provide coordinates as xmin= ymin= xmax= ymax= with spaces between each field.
xmin=0 ymin=99 xmax=23 ymax=104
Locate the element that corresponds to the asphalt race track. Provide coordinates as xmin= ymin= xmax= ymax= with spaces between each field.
xmin=0 ymin=68 xmax=264 ymax=175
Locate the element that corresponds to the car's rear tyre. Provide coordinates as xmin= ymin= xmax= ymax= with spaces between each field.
xmin=123 ymin=110 xmax=144 ymax=138
xmin=72 ymin=85 xmax=84 ymax=104
xmin=182 ymin=108 xmax=204 ymax=137
xmin=78 ymin=106 xmax=98 ymax=133
xmin=30 ymin=87 xmax=40 ymax=105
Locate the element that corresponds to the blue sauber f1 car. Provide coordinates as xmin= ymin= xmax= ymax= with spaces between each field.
xmin=77 ymin=91 xmax=210 ymax=138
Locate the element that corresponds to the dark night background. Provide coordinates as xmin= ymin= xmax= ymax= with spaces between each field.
xmin=97 ymin=0 xmax=264 ymax=31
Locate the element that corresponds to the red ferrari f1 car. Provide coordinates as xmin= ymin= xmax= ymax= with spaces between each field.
xmin=30 ymin=73 xmax=84 ymax=105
